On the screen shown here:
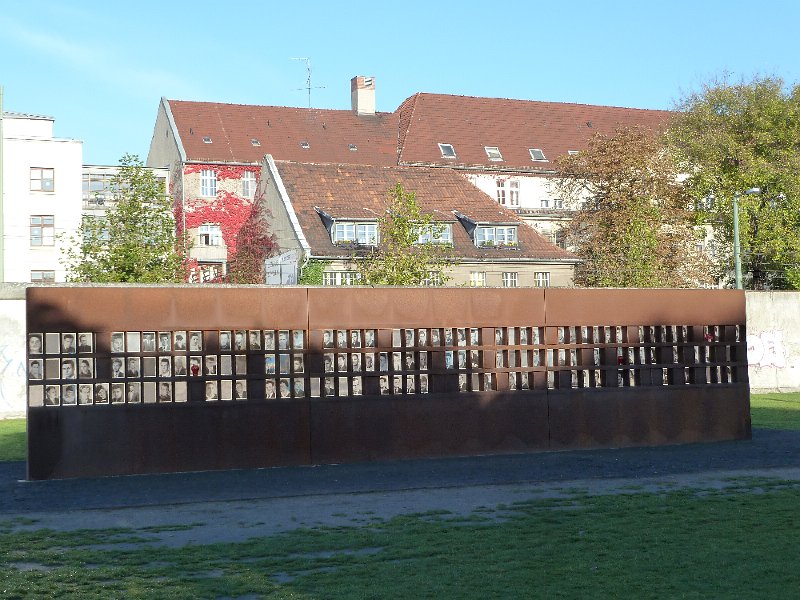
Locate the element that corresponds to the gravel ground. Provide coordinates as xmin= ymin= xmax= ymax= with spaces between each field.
xmin=2 ymin=428 xmax=799 ymax=546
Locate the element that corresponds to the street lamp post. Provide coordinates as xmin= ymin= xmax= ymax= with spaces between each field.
xmin=733 ymin=187 xmax=761 ymax=290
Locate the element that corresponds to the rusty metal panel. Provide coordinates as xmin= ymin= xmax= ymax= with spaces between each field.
xmin=309 ymin=391 xmax=550 ymax=463
xmin=544 ymin=288 xmax=746 ymax=326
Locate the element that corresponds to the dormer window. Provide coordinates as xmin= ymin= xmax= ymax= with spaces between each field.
xmin=416 ymin=224 xmax=452 ymax=244
xmin=202 ymin=136 xmax=212 ymax=144
xmin=475 ymin=225 xmax=518 ymax=248
xmin=332 ymin=221 xmax=378 ymax=245
xmin=484 ymin=146 xmax=503 ymax=161
xmin=529 ymin=148 xmax=547 ymax=161
xmin=438 ymin=143 xmax=457 ymax=159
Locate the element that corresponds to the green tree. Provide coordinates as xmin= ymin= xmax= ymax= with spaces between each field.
xmin=668 ymin=76 xmax=800 ymax=289
xmin=356 ymin=183 xmax=454 ymax=286
xmin=554 ymin=126 xmax=711 ymax=288
xmin=62 ymin=154 xmax=186 ymax=282
xmin=226 ymin=196 xmax=275 ymax=284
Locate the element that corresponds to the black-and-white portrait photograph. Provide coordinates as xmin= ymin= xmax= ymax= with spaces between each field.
xmin=509 ymin=372 xmax=517 ymax=390
xmin=142 ymin=332 xmax=156 ymax=352
xmin=110 ymin=332 xmax=125 ymax=353
xmin=431 ymin=328 xmax=440 ymax=346
xmin=444 ymin=329 xmax=454 ymax=346
xmin=445 ymin=351 xmax=454 ymax=370
xmin=174 ymin=331 xmax=187 ymax=350
xmin=337 ymin=330 xmax=347 ymax=349
xmin=235 ymin=380 xmax=247 ymax=399
xmin=263 ymin=330 xmax=275 ymax=350
xmin=28 ymin=359 xmax=43 ymax=380
xmin=127 ymin=382 xmax=141 ymax=403
xmin=471 ymin=328 xmax=480 ymax=346
xmin=457 ymin=328 xmax=467 ymax=346
xmin=379 ymin=353 xmax=388 ymax=372
xmin=174 ymin=356 xmax=188 ymax=376
xmin=221 ymin=380 xmax=233 ymax=401
xmin=406 ymin=375 xmax=415 ymax=394
xmin=419 ymin=352 xmax=428 ymax=370
xmin=392 ymin=352 xmax=402 ymax=372
xmin=293 ymin=330 xmax=304 ymax=349
xmin=126 ymin=357 xmax=140 ymax=377
xmin=279 ymin=378 xmax=291 ymax=398
xmin=364 ymin=353 xmax=375 ymax=371
xmin=94 ymin=383 xmax=109 ymax=404
xmin=78 ymin=384 xmax=93 ymax=405
xmin=248 ymin=330 xmax=261 ymax=350
xmin=61 ymin=384 xmax=77 ymax=405
xmin=483 ymin=373 xmax=494 ymax=391
xmin=61 ymin=333 xmax=76 ymax=354
xmin=379 ymin=375 xmax=390 ymax=395
xmin=458 ymin=350 xmax=467 ymax=369
xmin=44 ymin=384 xmax=60 ymax=406
xmin=265 ymin=379 xmax=277 ymax=399
xmin=364 ymin=330 xmax=375 ymax=348
xmin=157 ymin=332 xmax=171 ymax=352
xmin=61 ymin=358 xmax=76 ymax=380
xmin=174 ymin=381 xmax=188 ymax=402
xmin=418 ymin=329 xmax=428 ymax=347
xmin=393 ymin=376 xmax=403 ymax=395
xmin=126 ymin=332 xmax=141 ymax=353
xmin=293 ymin=378 xmax=304 ymax=397
xmin=351 ymin=377 xmax=362 ymax=396
xmin=420 ymin=374 xmax=429 ymax=394
xmin=322 ymin=329 xmax=334 ymax=348
xmin=205 ymin=381 xmax=218 ymax=401
xmin=189 ymin=331 xmax=203 ymax=352
xmin=520 ymin=328 xmax=528 ymax=345
xmin=292 ymin=355 xmax=304 ymax=374
xmin=279 ymin=354 xmax=290 ymax=374
xmin=45 ymin=332 xmax=60 ymax=354
xmin=158 ymin=381 xmax=172 ymax=403
xmin=234 ymin=330 xmax=246 ymax=351
xmin=495 ymin=328 xmax=504 ymax=346
xmin=220 ymin=354 xmax=233 ymax=376
xmin=520 ymin=373 xmax=530 ymax=390
xmin=496 ymin=351 xmax=504 ymax=368
xmin=351 ymin=353 xmax=361 ymax=372
xmin=265 ymin=355 xmax=276 ymax=374
xmin=350 ymin=330 xmax=360 ymax=348
xmin=110 ymin=383 xmax=125 ymax=403
xmin=324 ymin=377 xmax=335 ymax=397
xmin=336 ymin=354 xmax=347 ymax=373
xmin=404 ymin=352 xmax=415 ymax=371
xmin=234 ymin=355 xmax=247 ymax=375
xmin=77 ymin=333 xmax=93 ymax=353
xmin=189 ymin=356 xmax=202 ymax=377
xmin=158 ymin=357 xmax=171 ymax=377
xmin=324 ymin=353 xmax=334 ymax=373
xmin=471 ymin=350 xmax=480 ymax=369
xmin=205 ymin=355 xmax=217 ymax=375
xmin=219 ymin=330 xmax=232 ymax=351
xmin=458 ymin=374 xmax=468 ymax=392
xmin=28 ymin=333 xmax=43 ymax=355
xmin=404 ymin=329 xmax=414 ymax=347
xmin=278 ymin=330 xmax=290 ymax=350
xmin=78 ymin=358 xmax=93 ymax=379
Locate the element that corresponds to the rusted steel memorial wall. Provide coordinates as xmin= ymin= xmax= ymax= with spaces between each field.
xmin=26 ymin=286 xmax=750 ymax=480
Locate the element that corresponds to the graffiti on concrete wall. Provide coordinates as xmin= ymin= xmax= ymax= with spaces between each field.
xmin=747 ymin=331 xmax=786 ymax=368
xmin=0 ymin=343 xmax=26 ymax=410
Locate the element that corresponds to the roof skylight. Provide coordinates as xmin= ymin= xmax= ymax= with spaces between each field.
xmin=529 ymin=148 xmax=547 ymax=161
xmin=438 ymin=143 xmax=457 ymax=159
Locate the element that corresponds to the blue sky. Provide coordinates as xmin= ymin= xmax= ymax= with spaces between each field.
xmin=2 ymin=0 xmax=799 ymax=165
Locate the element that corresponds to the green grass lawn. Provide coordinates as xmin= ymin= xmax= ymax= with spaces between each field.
xmin=0 ymin=418 xmax=25 ymax=462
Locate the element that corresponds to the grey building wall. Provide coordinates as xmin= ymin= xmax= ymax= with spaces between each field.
xmin=746 ymin=291 xmax=800 ymax=393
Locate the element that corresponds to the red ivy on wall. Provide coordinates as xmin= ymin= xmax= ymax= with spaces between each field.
xmin=183 ymin=164 xmax=259 ymax=181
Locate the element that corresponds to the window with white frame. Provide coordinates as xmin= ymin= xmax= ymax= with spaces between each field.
xmin=554 ymin=198 xmax=564 ymax=209
xmin=469 ymin=271 xmax=487 ymax=287
xmin=31 ymin=270 xmax=55 ymax=283
xmin=198 ymin=224 xmax=222 ymax=246
xmin=200 ymin=169 xmax=217 ymax=197
xmin=496 ymin=180 xmax=506 ymax=205
xmin=534 ymin=272 xmax=551 ymax=287
xmin=242 ymin=171 xmax=256 ymax=199
xmin=540 ymin=198 xmax=550 ymax=209
xmin=475 ymin=225 xmax=517 ymax=247
xmin=30 ymin=216 xmax=55 ymax=246
xmin=85 ymin=216 xmax=110 ymax=241
xmin=322 ymin=271 xmax=360 ymax=286
xmin=502 ymin=272 xmax=519 ymax=287
xmin=438 ymin=143 xmax=457 ymax=158
xmin=529 ymin=148 xmax=547 ymax=161
xmin=509 ymin=180 xmax=520 ymax=206
xmin=332 ymin=222 xmax=377 ymax=245
xmin=420 ymin=272 xmax=443 ymax=286
xmin=485 ymin=146 xmax=503 ymax=161
xmin=30 ymin=168 xmax=55 ymax=192
xmin=416 ymin=223 xmax=452 ymax=244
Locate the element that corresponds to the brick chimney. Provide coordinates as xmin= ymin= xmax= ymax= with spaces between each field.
xmin=351 ymin=76 xmax=376 ymax=116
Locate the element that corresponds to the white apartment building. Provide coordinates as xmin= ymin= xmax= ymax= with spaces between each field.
xmin=1 ymin=111 xmax=82 ymax=283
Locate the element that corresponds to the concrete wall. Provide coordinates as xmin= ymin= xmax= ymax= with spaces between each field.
xmin=0 ymin=284 xmax=28 ymax=417
xmin=746 ymin=291 xmax=800 ymax=393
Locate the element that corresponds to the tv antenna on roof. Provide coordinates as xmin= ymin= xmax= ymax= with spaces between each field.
xmin=290 ymin=57 xmax=325 ymax=108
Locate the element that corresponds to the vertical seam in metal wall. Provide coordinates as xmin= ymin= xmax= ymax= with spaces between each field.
xmin=544 ymin=287 xmax=552 ymax=449
xmin=306 ymin=287 xmax=314 ymax=465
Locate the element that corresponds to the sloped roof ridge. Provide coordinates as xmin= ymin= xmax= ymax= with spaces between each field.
xmin=395 ymin=93 xmax=420 ymax=163
xmin=411 ymin=92 xmax=672 ymax=114
xmin=167 ymin=98 xmax=394 ymax=116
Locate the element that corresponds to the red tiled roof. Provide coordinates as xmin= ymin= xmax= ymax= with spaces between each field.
xmin=168 ymin=100 xmax=399 ymax=165
xmin=395 ymin=93 xmax=672 ymax=170
xmin=274 ymin=161 xmax=577 ymax=261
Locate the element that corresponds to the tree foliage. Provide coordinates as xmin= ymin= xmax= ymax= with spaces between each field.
xmin=668 ymin=75 xmax=800 ymax=289
xmin=356 ymin=183 xmax=454 ymax=286
xmin=226 ymin=196 xmax=276 ymax=284
xmin=554 ymin=126 xmax=711 ymax=288
xmin=62 ymin=154 xmax=186 ymax=283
